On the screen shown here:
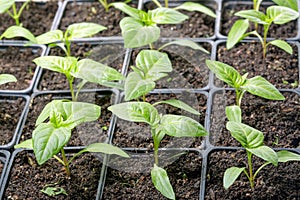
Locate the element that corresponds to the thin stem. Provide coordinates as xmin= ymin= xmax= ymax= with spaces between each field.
xmin=61 ymin=148 xmax=71 ymax=176
xmin=253 ymin=162 xmax=271 ymax=180
xmin=53 ymin=155 xmax=65 ymax=166
xmin=18 ymin=0 xmax=30 ymax=23
xmin=149 ymin=43 xmax=154 ymax=50
xmin=235 ymin=89 xmax=245 ymax=107
xmin=152 ymin=0 xmax=162 ymax=8
xmin=12 ymin=4 xmax=20 ymax=26
xmin=262 ymin=24 xmax=270 ymax=59
xmin=164 ymin=0 xmax=168 ymax=8
xmin=152 ymin=128 xmax=159 ymax=166
xmin=67 ymin=76 xmax=76 ymax=101
xmin=142 ymin=94 xmax=146 ymax=102
xmin=247 ymin=151 xmax=254 ymax=189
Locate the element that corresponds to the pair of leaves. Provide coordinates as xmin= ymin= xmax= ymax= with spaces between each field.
xmin=113 ymin=2 xmax=188 ymax=48
xmin=108 ymin=101 xmax=207 ymax=138
xmin=125 ymin=50 xmax=172 ymax=100
xmin=16 ymin=100 xmax=101 ymax=165
xmin=33 ymin=56 xmax=124 ymax=89
xmin=0 ymin=74 xmax=16 ymax=85
xmin=205 ymin=60 xmax=285 ymax=101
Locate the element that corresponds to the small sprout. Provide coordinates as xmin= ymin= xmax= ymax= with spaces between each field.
xmin=291 ymin=81 xmax=298 ymax=88
xmin=99 ymin=0 xmax=131 ymax=12
xmin=41 ymin=187 xmax=68 ymax=197
xmin=102 ymin=125 xmax=108 ymax=131
xmin=227 ymin=5 xmax=299 ymax=58
xmin=0 ymin=0 xmax=30 ymax=26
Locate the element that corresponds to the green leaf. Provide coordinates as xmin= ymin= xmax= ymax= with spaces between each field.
xmin=227 ymin=19 xmax=249 ymax=50
xmin=0 ymin=74 xmax=16 ymax=85
xmin=135 ymin=50 xmax=172 ymax=81
xmin=0 ymin=0 xmax=14 ymax=13
xmin=242 ymin=76 xmax=285 ymax=100
xmin=120 ymin=17 xmax=160 ymax=48
xmin=75 ymin=59 xmax=124 ymax=84
xmin=175 ymin=2 xmax=216 ymax=18
xmin=149 ymin=7 xmax=188 ymax=24
xmin=108 ymin=102 xmax=160 ymax=126
xmin=205 ymin=60 xmax=244 ymax=88
xmin=112 ymin=2 xmax=141 ymax=19
xmin=66 ymin=22 xmax=107 ymax=39
xmin=223 ymin=167 xmax=245 ymax=190
xmin=151 ymin=164 xmax=175 ymax=200
xmin=124 ymin=72 xmax=156 ymax=101
xmin=272 ymin=0 xmax=298 ymax=11
xmin=158 ymin=114 xmax=207 ymax=137
xmin=155 ymin=99 xmax=200 ymax=115
xmin=14 ymin=139 xmax=33 ymax=149
xmin=277 ymin=150 xmax=300 ymax=162
xmin=226 ymin=121 xmax=264 ymax=148
xmin=267 ymin=6 xmax=299 ymax=24
xmin=225 ymin=105 xmax=242 ymax=123
xmin=36 ymin=30 xmax=64 ymax=44
xmin=0 ymin=26 xmax=37 ymax=42
xmin=268 ymin=40 xmax=293 ymax=54
xmin=247 ymin=146 xmax=278 ymax=166
xmin=33 ymin=123 xmax=71 ymax=165
xmin=159 ymin=39 xmax=209 ymax=54
xmin=235 ymin=10 xmax=268 ymax=24
xmin=33 ymin=56 xmax=77 ymax=75
xmin=84 ymin=143 xmax=129 ymax=158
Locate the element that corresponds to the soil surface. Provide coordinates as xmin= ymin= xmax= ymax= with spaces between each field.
xmin=220 ymin=3 xmax=298 ymax=38
xmin=4 ymin=150 xmax=102 ymax=200
xmin=144 ymin=2 xmax=216 ymax=38
xmin=0 ymin=46 xmax=42 ymax=91
xmin=210 ymin=90 xmax=300 ymax=148
xmin=0 ymin=97 xmax=26 ymax=146
xmin=205 ymin=150 xmax=300 ymax=199
xmin=130 ymin=42 xmax=211 ymax=89
xmin=102 ymin=151 xmax=202 ymax=199
xmin=216 ymin=42 xmax=299 ymax=89
xmin=37 ymin=42 xmax=125 ymax=91
xmin=58 ymin=1 xmax=137 ymax=37
xmin=19 ymin=91 xmax=115 ymax=146
xmin=0 ymin=1 xmax=59 ymax=36
xmin=112 ymin=92 xmax=207 ymax=149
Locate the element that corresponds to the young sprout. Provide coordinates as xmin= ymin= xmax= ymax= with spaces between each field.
xmin=108 ymin=99 xmax=207 ymax=199
xmin=223 ymin=105 xmax=300 ymax=190
xmin=0 ymin=0 xmax=30 ymax=26
xmin=226 ymin=5 xmax=299 ymax=58
xmin=0 ymin=74 xmax=17 ymax=85
xmin=205 ymin=60 xmax=285 ymax=107
xmin=15 ymin=100 xmax=129 ymax=177
xmin=33 ymin=56 xmax=124 ymax=101
xmin=99 ymin=0 xmax=131 ymax=12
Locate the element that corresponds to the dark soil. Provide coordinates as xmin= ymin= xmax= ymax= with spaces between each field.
xmin=130 ymin=42 xmax=211 ymax=89
xmin=58 ymin=1 xmax=137 ymax=37
xmin=216 ymin=42 xmax=299 ymax=89
xmin=0 ymin=96 xmax=26 ymax=146
xmin=19 ymin=91 xmax=115 ymax=147
xmin=3 ymin=150 xmax=102 ymax=200
xmin=37 ymin=43 xmax=125 ymax=91
xmin=144 ymin=2 xmax=216 ymax=38
xmin=220 ymin=3 xmax=298 ymax=38
xmin=0 ymin=1 xmax=59 ymax=36
xmin=112 ymin=92 xmax=207 ymax=149
xmin=102 ymin=151 xmax=202 ymax=200
xmin=0 ymin=46 xmax=42 ymax=91
xmin=205 ymin=150 xmax=300 ymax=199
xmin=210 ymin=90 xmax=300 ymax=148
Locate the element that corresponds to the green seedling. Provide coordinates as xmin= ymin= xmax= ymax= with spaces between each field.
xmin=108 ymin=99 xmax=207 ymax=199
xmin=205 ymin=60 xmax=285 ymax=107
xmin=99 ymin=0 xmax=131 ymax=12
xmin=0 ymin=22 xmax=106 ymax=56
xmin=33 ymin=56 xmax=124 ymax=101
xmin=0 ymin=74 xmax=17 ymax=85
xmin=15 ymin=100 xmax=129 ymax=177
xmin=223 ymin=105 xmax=300 ymax=190
xmin=0 ymin=0 xmax=30 ymax=26
xmin=253 ymin=0 xmax=298 ymax=11
xmin=41 ymin=187 xmax=68 ymax=197
xmin=227 ymin=5 xmax=299 ymax=58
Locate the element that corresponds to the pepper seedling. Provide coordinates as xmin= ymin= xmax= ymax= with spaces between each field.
xmin=108 ymin=99 xmax=207 ymax=199
xmin=0 ymin=0 xmax=30 ymax=26
xmin=15 ymin=100 xmax=129 ymax=177
xmin=226 ymin=5 xmax=299 ymax=58
xmin=0 ymin=73 xmax=17 ymax=85
xmin=33 ymin=56 xmax=124 ymax=101
xmin=223 ymin=105 xmax=300 ymax=190
xmin=99 ymin=0 xmax=131 ymax=12
xmin=205 ymin=60 xmax=285 ymax=107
